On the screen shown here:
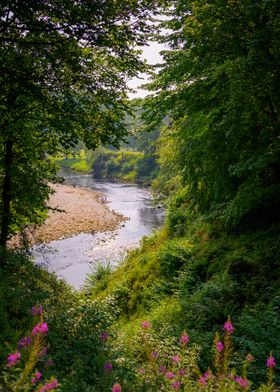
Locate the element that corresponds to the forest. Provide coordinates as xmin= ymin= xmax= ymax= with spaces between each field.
xmin=0 ymin=1 xmax=279 ymax=391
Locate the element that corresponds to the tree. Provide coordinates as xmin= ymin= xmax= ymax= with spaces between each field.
xmin=145 ymin=0 xmax=280 ymax=229
xmin=0 ymin=0 xmax=164 ymax=250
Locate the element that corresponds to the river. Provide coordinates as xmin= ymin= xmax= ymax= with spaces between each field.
xmin=33 ymin=167 xmax=165 ymax=289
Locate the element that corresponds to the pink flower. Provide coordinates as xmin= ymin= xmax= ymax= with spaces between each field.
xmin=138 ymin=368 xmax=145 ymax=374
xmin=18 ymin=336 xmax=32 ymax=350
xmin=31 ymin=305 xmax=43 ymax=315
xmin=159 ymin=365 xmax=167 ymax=374
xmin=178 ymin=368 xmax=187 ymax=377
xmin=151 ymin=351 xmax=159 ymax=358
xmin=216 ymin=341 xmax=224 ymax=352
xmin=35 ymin=371 xmax=42 ymax=380
xmin=141 ymin=320 xmax=150 ymax=329
xmin=171 ymin=355 xmax=181 ymax=363
xmin=224 ymin=321 xmax=234 ymax=334
xmin=32 ymin=322 xmax=48 ymax=336
xmin=166 ymin=371 xmax=175 ymax=379
xmin=246 ymin=354 xmax=254 ymax=363
xmin=100 ymin=332 xmax=109 ymax=342
xmin=199 ymin=376 xmax=207 ymax=386
xmin=235 ymin=377 xmax=249 ymax=389
xmin=38 ymin=378 xmax=58 ymax=392
xmin=171 ymin=380 xmax=181 ymax=390
xmin=267 ymin=356 xmax=276 ymax=368
xmin=31 ymin=372 xmax=42 ymax=384
xmin=104 ymin=362 xmax=113 ymax=372
xmin=180 ymin=334 xmax=189 ymax=346
xmin=7 ymin=352 xmax=21 ymax=367
xmin=112 ymin=383 xmax=122 ymax=392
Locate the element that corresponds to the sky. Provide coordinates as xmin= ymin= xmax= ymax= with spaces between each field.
xmin=127 ymin=41 xmax=166 ymax=99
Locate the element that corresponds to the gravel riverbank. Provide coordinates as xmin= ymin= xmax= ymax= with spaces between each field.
xmin=10 ymin=183 xmax=126 ymax=246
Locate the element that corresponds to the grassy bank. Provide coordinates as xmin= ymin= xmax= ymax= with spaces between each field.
xmin=52 ymin=151 xmax=91 ymax=172
xmin=53 ymin=148 xmax=158 ymax=184
xmin=89 ymin=215 xmax=280 ymax=388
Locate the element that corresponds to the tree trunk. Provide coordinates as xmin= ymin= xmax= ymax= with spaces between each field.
xmin=0 ymin=139 xmax=13 ymax=251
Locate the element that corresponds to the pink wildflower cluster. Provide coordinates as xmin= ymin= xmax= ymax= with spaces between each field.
xmin=223 ymin=321 xmax=234 ymax=334
xmin=100 ymin=332 xmax=109 ymax=342
xmin=216 ymin=341 xmax=224 ymax=352
xmin=38 ymin=378 xmax=58 ymax=392
xmin=32 ymin=322 xmax=48 ymax=336
xmin=267 ymin=355 xmax=276 ymax=369
xmin=166 ymin=371 xmax=175 ymax=380
xmin=141 ymin=320 xmax=150 ymax=329
xmin=104 ymin=362 xmax=113 ymax=372
xmin=171 ymin=380 xmax=181 ymax=390
xmin=31 ymin=371 xmax=42 ymax=384
xmin=31 ymin=305 xmax=43 ymax=315
xmin=171 ymin=355 xmax=180 ymax=363
xmin=17 ymin=336 xmax=32 ymax=350
xmin=7 ymin=352 xmax=21 ymax=367
xmin=112 ymin=383 xmax=122 ymax=392
xmin=199 ymin=371 xmax=211 ymax=386
xmin=235 ymin=376 xmax=249 ymax=389
xmin=180 ymin=333 xmax=189 ymax=346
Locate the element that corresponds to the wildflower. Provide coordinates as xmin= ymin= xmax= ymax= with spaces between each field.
xmin=166 ymin=371 xmax=175 ymax=379
xmin=159 ymin=365 xmax=167 ymax=374
xmin=216 ymin=341 xmax=224 ymax=352
xmin=235 ymin=376 xmax=249 ymax=389
xmin=178 ymin=368 xmax=187 ymax=377
xmin=138 ymin=368 xmax=145 ymax=374
xmin=203 ymin=371 xmax=211 ymax=378
xmin=38 ymin=378 xmax=58 ymax=392
xmin=199 ymin=376 xmax=207 ymax=386
xmin=151 ymin=351 xmax=159 ymax=358
xmin=7 ymin=352 xmax=21 ymax=367
xmin=171 ymin=355 xmax=181 ymax=363
xmin=267 ymin=355 xmax=276 ymax=369
xmin=141 ymin=320 xmax=150 ymax=329
xmin=31 ymin=372 xmax=42 ymax=384
xmin=224 ymin=321 xmax=234 ymax=334
xmin=112 ymin=383 xmax=122 ymax=392
xmin=171 ymin=380 xmax=181 ymax=390
xmin=246 ymin=354 xmax=254 ymax=363
xmin=104 ymin=362 xmax=113 ymax=372
xmin=18 ymin=336 xmax=32 ymax=350
xmin=180 ymin=334 xmax=189 ymax=346
xmin=31 ymin=305 xmax=43 ymax=315
xmin=35 ymin=371 xmax=42 ymax=380
xmin=100 ymin=332 xmax=109 ymax=342
xmin=32 ymin=322 xmax=48 ymax=336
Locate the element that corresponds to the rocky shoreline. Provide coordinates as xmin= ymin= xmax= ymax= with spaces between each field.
xmin=9 ymin=183 xmax=126 ymax=247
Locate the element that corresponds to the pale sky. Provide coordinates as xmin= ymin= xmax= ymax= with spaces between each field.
xmin=127 ymin=41 xmax=166 ymax=99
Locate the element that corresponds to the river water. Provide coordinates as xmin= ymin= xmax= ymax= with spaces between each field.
xmin=33 ymin=168 xmax=165 ymax=289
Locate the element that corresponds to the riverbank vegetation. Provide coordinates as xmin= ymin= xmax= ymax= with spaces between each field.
xmin=0 ymin=0 xmax=279 ymax=391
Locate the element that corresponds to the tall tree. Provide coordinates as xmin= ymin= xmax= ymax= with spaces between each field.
xmin=145 ymin=0 xmax=280 ymax=228
xmin=0 ymin=0 xmax=164 ymax=250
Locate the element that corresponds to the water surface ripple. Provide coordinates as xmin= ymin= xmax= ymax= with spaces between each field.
xmin=33 ymin=168 xmax=165 ymax=289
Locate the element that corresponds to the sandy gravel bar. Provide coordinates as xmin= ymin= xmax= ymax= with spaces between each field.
xmin=10 ymin=183 xmax=126 ymax=246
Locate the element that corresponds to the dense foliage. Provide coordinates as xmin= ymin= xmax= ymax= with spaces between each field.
xmin=0 ymin=0 xmax=163 ymax=248
xmin=145 ymin=0 xmax=280 ymax=229
xmin=0 ymin=0 xmax=279 ymax=391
